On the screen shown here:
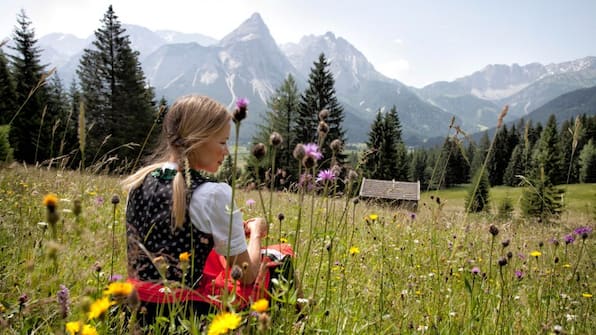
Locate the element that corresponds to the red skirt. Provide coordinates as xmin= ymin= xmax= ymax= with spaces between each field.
xmin=128 ymin=244 xmax=294 ymax=310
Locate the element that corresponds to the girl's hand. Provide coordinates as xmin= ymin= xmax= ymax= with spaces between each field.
xmin=244 ymin=217 xmax=267 ymax=238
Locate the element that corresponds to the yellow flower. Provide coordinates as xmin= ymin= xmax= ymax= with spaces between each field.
xmin=279 ymin=237 xmax=288 ymax=243
xmin=582 ymin=293 xmax=592 ymax=298
xmin=368 ymin=214 xmax=378 ymax=221
xmin=103 ymin=282 xmax=133 ymax=298
xmin=81 ymin=324 xmax=98 ymax=335
xmin=65 ymin=321 xmax=81 ymax=335
xmin=563 ymin=263 xmax=571 ymax=268
xmin=88 ymin=297 xmax=114 ymax=320
xmin=251 ymin=298 xmax=269 ymax=313
xmin=208 ymin=312 xmax=242 ymax=335
xmin=530 ymin=251 xmax=542 ymax=257
xmin=179 ymin=252 xmax=191 ymax=262
xmin=349 ymin=246 xmax=360 ymax=255
xmin=43 ymin=193 xmax=59 ymax=207
xmin=0 ymin=302 xmax=5 ymax=313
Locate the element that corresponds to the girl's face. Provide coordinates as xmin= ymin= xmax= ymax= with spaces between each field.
xmin=192 ymin=122 xmax=231 ymax=173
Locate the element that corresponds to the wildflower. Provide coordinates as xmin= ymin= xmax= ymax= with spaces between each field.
xmin=57 ymin=284 xmax=70 ymax=319
xmin=88 ymin=296 xmax=113 ymax=320
xmin=368 ymin=214 xmax=378 ymax=221
xmin=251 ymin=298 xmax=269 ymax=313
xmin=303 ymin=143 xmax=323 ymax=160
xmin=409 ymin=212 xmax=416 ymax=220
xmin=553 ymin=325 xmax=563 ymax=334
xmin=551 ymin=238 xmax=560 ymax=247
xmin=318 ymin=121 xmax=329 ymax=136
xmin=319 ymin=109 xmax=329 ymax=120
xmin=582 ymin=293 xmax=592 ymax=298
xmin=316 ymin=169 xmax=335 ymax=183
xmin=94 ymin=196 xmax=104 ymax=206
xmin=111 ymin=195 xmax=120 ymax=205
xmin=258 ymin=312 xmax=271 ymax=332
xmin=498 ymin=257 xmax=508 ymax=267
xmin=574 ymin=226 xmax=592 ymax=239
xmin=269 ymin=132 xmax=283 ymax=147
xmin=231 ymin=265 xmax=243 ymax=281
xmin=298 ymin=173 xmax=314 ymax=190
xmin=507 ymin=251 xmax=513 ymax=259
xmin=246 ymin=198 xmax=256 ymax=208
xmin=530 ymin=251 xmax=542 ymax=258
xmin=103 ymin=282 xmax=134 ymax=298
xmin=330 ymin=139 xmax=343 ymax=152
xmin=251 ymin=143 xmax=267 ymax=161
xmin=501 ymin=239 xmax=510 ymax=248
xmin=515 ymin=270 xmax=523 ymax=280
xmin=152 ymin=256 xmax=168 ymax=277
xmin=43 ymin=193 xmax=59 ymax=208
xmin=471 ymin=267 xmax=480 ymax=275
xmin=293 ymin=143 xmax=305 ymax=160
xmin=233 ymin=97 xmax=249 ymax=123
xmin=179 ymin=252 xmax=191 ymax=263
xmin=349 ymin=246 xmax=360 ymax=255
xmin=489 ymin=225 xmax=499 ymax=236
xmin=109 ymin=274 xmax=123 ymax=282
xmin=302 ymin=155 xmax=316 ymax=169
xmin=564 ymin=234 xmax=575 ymax=244
xmin=207 ymin=311 xmax=242 ymax=335
xmin=279 ymin=237 xmax=288 ymax=243
xmin=73 ymin=199 xmax=82 ymax=217
xmin=65 ymin=321 xmax=82 ymax=335
xmin=277 ymin=213 xmax=285 ymax=221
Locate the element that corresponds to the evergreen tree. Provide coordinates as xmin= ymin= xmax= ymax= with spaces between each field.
xmin=77 ymin=5 xmax=156 ymax=170
xmin=503 ymin=143 xmax=526 ymax=186
xmin=45 ymin=74 xmax=72 ymax=161
xmin=532 ymin=115 xmax=563 ymax=185
xmin=487 ymin=125 xmax=512 ymax=186
xmin=440 ymin=137 xmax=469 ymax=187
xmin=386 ymin=106 xmax=409 ymax=180
xmin=363 ymin=110 xmax=384 ymax=179
xmin=471 ymin=131 xmax=490 ymax=173
xmin=465 ymin=167 xmax=490 ymax=213
xmin=297 ymin=53 xmax=346 ymax=169
xmin=409 ymin=149 xmax=430 ymax=189
xmin=559 ymin=117 xmax=582 ymax=184
xmin=0 ymin=45 xmax=17 ymax=125
xmin=579 ymin=139 xmax=596 ymax=183
xmin=521 ymin=166 xmax=564 ymax=222
xmin=7 ymin=10 xmax=52 ymax=163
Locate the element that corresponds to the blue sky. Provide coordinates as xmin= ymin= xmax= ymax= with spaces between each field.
xmin=1 ymin=0 xmax=595 ymax=87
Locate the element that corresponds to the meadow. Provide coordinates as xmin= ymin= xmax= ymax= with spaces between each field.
xmin=0 ymin=163 xmax=594 ymax=334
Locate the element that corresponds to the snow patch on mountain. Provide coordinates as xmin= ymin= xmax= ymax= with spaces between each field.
xmin=251 ymin=79 xmax=274 ymax=102
xmin=470 ymin=83 xmax=529 ymax=100
xmin=199 ymin=70 xmax=218 ymax=85
xmin=240 ymin=33 xmax=258 ymax=42
xmin=218 ymin=51 xmax=241 ymax=70
xmin=164 ymin=73 xmax=184 ymax=89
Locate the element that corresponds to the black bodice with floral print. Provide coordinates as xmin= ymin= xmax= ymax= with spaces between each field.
xmin=126 ymin=168 xmax=214 ymax=288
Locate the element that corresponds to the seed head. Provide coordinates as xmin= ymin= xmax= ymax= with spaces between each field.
xmin=111 ymin=195 xmax=120 ymax=205
xmin=252 ymin=143 xmax=267 ymax=161
xmin=318 ymin=121 xmax=329 ymax=136
xmin=318 ymin=109 xmax=329 ymax=120
xmin=489 ymin=225 xmax=499 ymax=236
xmin=330 ymin=139 xmax=343 ymax=152
xmin=231 ymin=265 xmax=243 ymax=281
xmin=293 ymin=143 xmax=305 ymax=161
xmin=269 ymin=132 xmax=283 ymax=147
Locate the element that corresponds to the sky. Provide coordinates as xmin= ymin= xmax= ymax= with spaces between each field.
xmin=1 ymin=0 xmax=596 ymax=88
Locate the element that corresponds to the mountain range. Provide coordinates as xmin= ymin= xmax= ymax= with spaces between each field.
xmin=23 ymin=12 xmax=596 ymax=145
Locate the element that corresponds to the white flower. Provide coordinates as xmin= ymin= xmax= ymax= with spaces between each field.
xmin=565 ymin=314 xmax=576 ymax=322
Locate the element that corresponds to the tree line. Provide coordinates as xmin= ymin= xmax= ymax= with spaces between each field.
xmin=1 ymin=7 xmax=595 ymax=210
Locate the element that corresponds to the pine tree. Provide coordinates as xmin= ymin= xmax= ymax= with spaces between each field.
xmin=409 ymin=149 xmax=430 ymax=188
xmin=0 ymin=45 xmax=17 ymax=125
xmin=77 ymin=5 xmax=156 ymax=170
xmin=532 ymin=115 xmax=563 ymax=185
xmin=521 ymin=166 xmax=564 ymax=222
xmin=386 ymin=106 xmax=409 ymax=180
xmin=440 ymin=137 xmax=469 ymax=187
xmin=465 ymin=167 xmax=490 ymax=213
xmin=503 ymin=143 xmax=525 ymax=186
xmin=471 ymin=131 xmax=490 ymax=173
xmin=579 ymin=139 xmax=596 ymax=183
xmin=363 ymin=110 xmax=385 ymax=179
xmin=7 ymin=10 xmax=52 ymax=163
xmin=44 ymin=74 xmax=72 ymax=161
xmin=487 ymin=125 xmax=512 ymax=186
xmin=297 ymin=53 xmax=346 ymax=169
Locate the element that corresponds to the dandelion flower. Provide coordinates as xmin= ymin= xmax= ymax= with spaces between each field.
xmin=349 ymin=246 xmax=360 ymax=255
xmin=208 ymin=311 xmax=242 ymax=335
xmin=179 ymin=252 xmax=191 ymax=262
xmin=368 ymin=214 xmax=378 ymax=221
xmin=279 ymin=237 xmax=288 ymax=243
xmin=103 ymin=282 xmax=133 ymax=298
xmin=530 ymin=251 xmax=542 ymax=258
xmin=582 ymin=293 xmax=592 ymax=298
xmin=66 ymin=321 xmax=82 ymax=335
xmin=251 ymin=298 xmax=269 ymax=313
xmin=87 ymin=296 xmax=114 ymax=320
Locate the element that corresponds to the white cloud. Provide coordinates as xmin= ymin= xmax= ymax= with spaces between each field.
xmin=393 ymin=38 xmax=403 ymax=45
xmin=377 ymin=59 xmax=410 ymax=80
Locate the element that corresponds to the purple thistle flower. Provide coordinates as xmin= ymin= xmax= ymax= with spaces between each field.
xmin=410 ymin=212 xmax=417 ymax=220
xmin=574 ymin=226 xmax=592 ymax=239
xmin=304 ymin=143 xmax=323 ymax=161
xmin=236 ymin=97 xmax=249 ymax=110
xmin=515 ymin=270 xmax=524 ymax=280
xmin=299 ymin=173 xmax=315 ymax=191
xmin=95 ymin=196 xmax=104 ymax=206
xmin=109 ymin=274 xmax=123 ymax=282
xmin=564 ymin=234 xmax=575 ymax=245
xmin=57 ymin=284 xmax=70 ymax=319
xmin=316 ymin=169 xmax=335 ymax=183
xmin=245 ymin=199 xmax=256 ymax=207
xmin=471 ymin=267 xmax=480 ymax=275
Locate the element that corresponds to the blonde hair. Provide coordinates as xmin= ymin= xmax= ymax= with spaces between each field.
xmin=122 ymin=95 xmax=231 ymax=228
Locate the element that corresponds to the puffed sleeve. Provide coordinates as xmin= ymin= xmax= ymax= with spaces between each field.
xmin=189 ymin=182 xmax=247 ymax=256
